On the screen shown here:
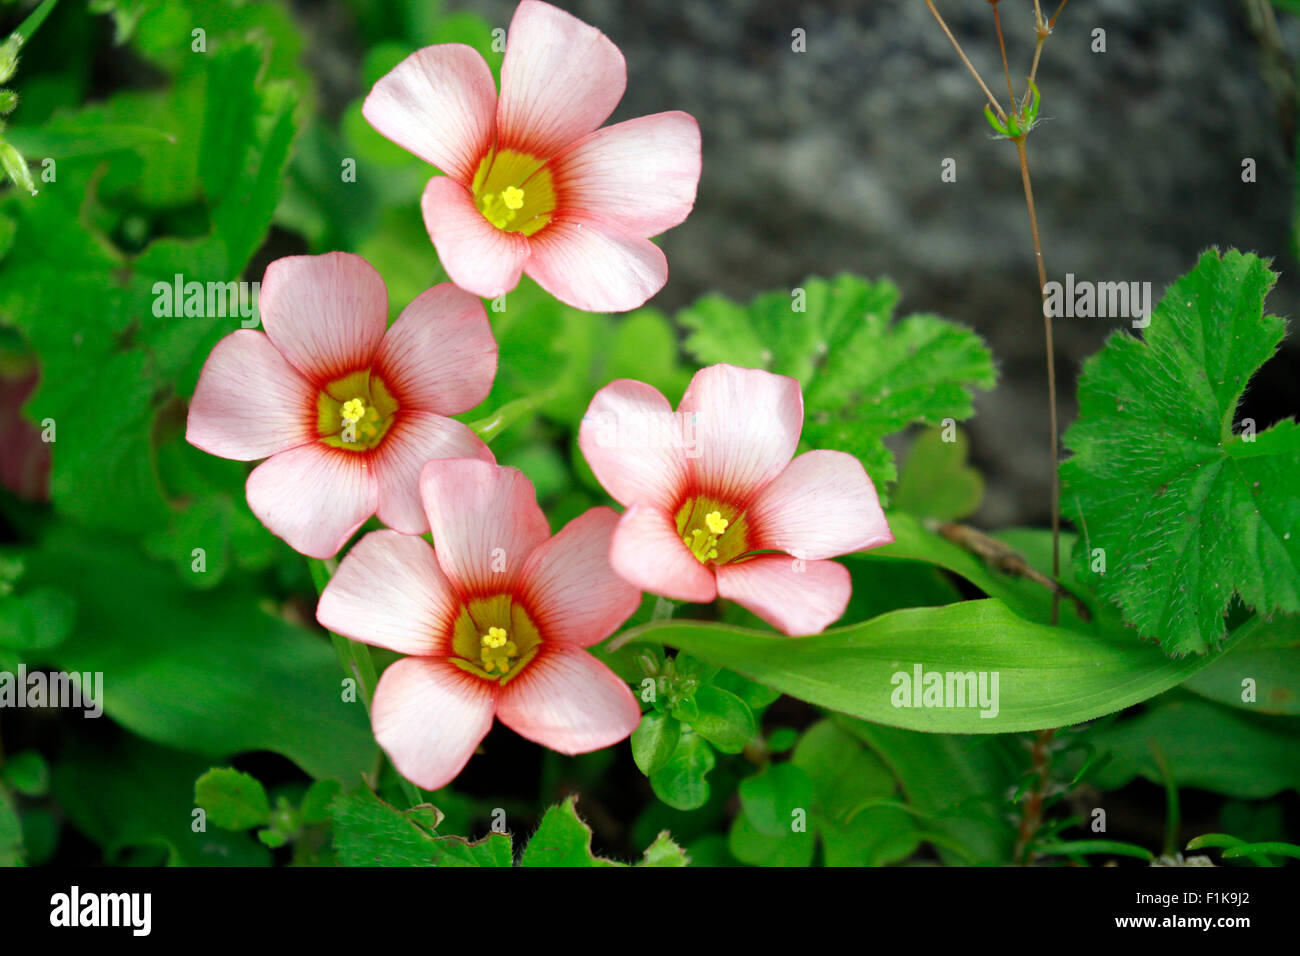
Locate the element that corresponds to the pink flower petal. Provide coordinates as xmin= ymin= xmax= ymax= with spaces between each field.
xmin=372 ymin=657 xmax=498 ymax=791
xmin=418 ymin=459 xmax=550 ymax=594
xmin=246 ymin=443 xmax=377 ymax=559
xmin=496 ymin=0 xmax=626 ymax=159
xmin=678 ymin=364 xmax=803 ymax=504
xmin=610 ymin=504 xmax=717 ymax=603
xmin=747 ymin=450 xmax=893 ymax=560
xmin=186 ymin=330 xmax=316 ymax=461
xmin=523 ymin=218 xmax=667 ymax=312
xmin=258 ymin=252 xmax=388 ymax=384
xmin=551 ymin=111 xmax=701 ymax=237
xmin=362 ymin=43 xmax=498 ymax=184
xmin=373 ymin=283 xmax=498 ymax=415
xmin=371 ymin=411 xmax=495 ymax=534
xmin=317 ymin=530 xmax=460 ymax=656
xmin=716 ymin=555 xmax=851 ymax=637
xmin=518 ymin=507 xmax=641 ymax=647
xmin=496 ymin=642 xmax=639 ymax=754
xmin=421 ymin=176 xmax=530 ymax=299
xmin=578 ymin=379 xmax=689 ymax=510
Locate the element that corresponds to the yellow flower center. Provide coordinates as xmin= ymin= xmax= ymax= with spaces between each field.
xmin=450 ymin=595 xmax=542 ymax=683
xmin=317 ymin=371 xmax=398 ymax=452
xmin=479 ymin=626 xmax=518 ymax=674
xmin=471 ymin=149 xmax=556 ymax=236
xmin=676 ymin=498 xmax=749 ymax=565
xmin=341 ymin=398 xmax=365 ymax=424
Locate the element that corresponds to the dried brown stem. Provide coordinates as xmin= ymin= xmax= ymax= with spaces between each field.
xmin=938 ymin=522 xmax=1089 ymax=621
xmin=924 ymin=0 xmax=1007 ymax=118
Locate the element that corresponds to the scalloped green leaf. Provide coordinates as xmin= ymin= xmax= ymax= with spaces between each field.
xmin=677 ymin=274 xmax=995 ymax=495
xmin=1062 ymin=249 xmax=1300 ymax=655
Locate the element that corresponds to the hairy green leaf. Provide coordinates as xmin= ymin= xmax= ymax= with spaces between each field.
xmin=1062 ymin=249 xmax=1300 ymax=655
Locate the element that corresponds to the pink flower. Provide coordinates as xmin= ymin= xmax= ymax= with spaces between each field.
xmin=317 ymin=458 xmax=641 ymax=790
xmin=186 ymin=252 xmax=496 ymax=559
xmin=579 ymin=364 xmax=894 ymax=636
xmin=363 ymin=0 xmax=701 ymax=313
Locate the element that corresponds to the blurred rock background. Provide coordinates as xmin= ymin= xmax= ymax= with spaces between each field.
xmin=303 ymin=0 xmax=1300 ymax=528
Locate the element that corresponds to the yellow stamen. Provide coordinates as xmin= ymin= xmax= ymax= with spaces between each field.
xmin=502 ymin=185 xmax=524 ymax=210
xmin=676 ymin=499 xmax=748 ymax=565
xmin=340 ymin=398 xmax=365 ymax=424
xmin=480 ymin=626 xmax=518 ymax=674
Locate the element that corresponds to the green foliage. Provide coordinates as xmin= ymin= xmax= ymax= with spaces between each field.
xmin=2 ymin=0 xmax=1294 ymax=871
xmin=22 ymin=528 xmax=376 ymax=781
xmin=892 ymin=426 xmax=984 ymax=521
xmin=1084 ymin=694 xmax=1300 ymax=799
xmin=677 ymin=274 xmax=995 ymax=495
xmin=1182 ymin=614 xmax=1300 ymax=715
xmin=331 ymin=791 xmax=687 ymax=867
xmin=195 ymin=768 xmax=271 ymax=831
xmin=1062 ymin=249 xmax=1300 ymax=655
xmin=621 ymin=599 xmax=1239 ymax=733
xmin=730 ymin=721 xmax=918 ymax=867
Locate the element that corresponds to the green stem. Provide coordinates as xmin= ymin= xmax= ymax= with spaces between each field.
xmin=8 ymin=0 xmax=58 ymax=47
xmin=468 ymin=387 xmax=557 ymax=443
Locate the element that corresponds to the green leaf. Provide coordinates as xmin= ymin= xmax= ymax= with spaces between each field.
xmin=1084 ymin=695 xmax=1300 ymax=799
xmin=836 ymin=718 xmax=1020 ymax=865
xmin=1062 ymin=249 xmax=1300 ymax=655
xmin=728 ymin=808 xmax=815 ymax=867
xmin=331 ymin=790 xmax=441 ymax=867
xmin=427 ymin=832 xmax=515 ymax=867
xmin=1219 ymin=841 xmax=1300 ymax=862
xmin=738 ymin=763 xmax=813 ymax=838
xmin=678 ymin=274 xmax=995 ymax=494
xmin=519 ymin=796 xmax=618 ymax=867
xmin=1 ymin=750 xmax=49 ymax=798
xmin=195 ymin=768 xmax=271 ymax=831
xmin=791 ymin=720 xmax=918 ymax=866
xmin=0 ymin=783 xmax=22 ymax=866
xmin=892 ymin=426 xmax=984 ymax=522
xmin=1036 ymin=840 xmax=1155 ymax=862
xmin=198 ymin=40 xmax=299 ymax=273
xmin=0 ymin=586 xmax=75 ymax=652
xmin=1182 ymin=614 xmax=1300 ymax=715
xmin=649 ymin=732 xmax=716 ymax=810
xmin=689 ymin=684 xmax=756 ymax=754
xmin=5 ymin=121 xmax=176 ymax=159
xmin=631 ymin=711 xmax=681 ymax=776
xmin=54 ymin=736 xmax=270 ymax=866
xmin=638 ymin=831 xmax=690 ymax=867
xmin=23 ymin=527 xmax=375 ymax=781
xmin=619 ymin=599 xmax=1241 ymax=733
xmin=299 ymin=780 xmax=342 ymax=826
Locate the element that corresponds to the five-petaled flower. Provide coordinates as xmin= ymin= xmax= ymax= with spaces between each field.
xmin=363 ymin=0 xmax=701 ymax=313
xmin=317 ymin=458 xmax=642 ymax=790
xmin=186 ymin=252 xmax=497 ymax=559
xmin=579 ymin=363 xmax=894 ymax=636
